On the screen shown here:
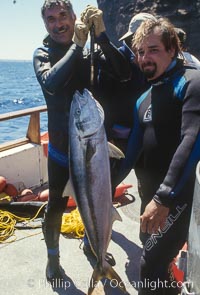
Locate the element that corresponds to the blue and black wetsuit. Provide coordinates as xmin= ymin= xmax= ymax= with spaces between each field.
xmin=119 ymin=59 xmax=200 ymax=294
xmin=33 ymin=33 xmax=130 ymax=228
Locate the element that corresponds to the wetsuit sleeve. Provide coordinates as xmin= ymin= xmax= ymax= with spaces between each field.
xmin=118 ymin=43 xmax=136 ymax=64
xmin=154 ymin=74 xmax=200 ymax=206
xmin=116 ymin=101 xmax=144 ymax=184
xmin=95 ymin=33 xmax=131 ymax=81
xmin=33 ymin=43 xmax=82 ymax=94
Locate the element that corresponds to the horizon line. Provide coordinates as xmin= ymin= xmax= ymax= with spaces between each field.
xmin=0 ymin=59 xmax=32 ymax=62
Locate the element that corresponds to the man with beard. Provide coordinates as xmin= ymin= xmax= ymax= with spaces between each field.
xmin=33 ymin=0 xmax=130 ymax=284
xmin=117 ymin=18 xmax=200 ymax=294
xmin=98 ymin=13 xmax=156 ymax=153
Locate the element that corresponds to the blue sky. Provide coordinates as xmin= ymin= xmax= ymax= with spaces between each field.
xmin=1 ymin=0 xmax=97 ymax=60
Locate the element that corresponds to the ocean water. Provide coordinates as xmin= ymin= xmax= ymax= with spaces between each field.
xmin=0 ymin=60 xmax=47 ymax=143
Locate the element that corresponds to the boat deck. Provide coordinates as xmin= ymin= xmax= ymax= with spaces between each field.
xmin=0 ymin=170 xmax=142 ymax=295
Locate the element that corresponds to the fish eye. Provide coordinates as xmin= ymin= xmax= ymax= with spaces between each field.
xmin=75 ymin=108 xmax=81 ymax=117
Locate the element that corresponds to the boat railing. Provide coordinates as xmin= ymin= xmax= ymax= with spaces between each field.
xmin=0 ymin=105 xmax=47 ymax=152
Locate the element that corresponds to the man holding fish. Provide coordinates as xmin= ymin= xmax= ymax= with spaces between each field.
xmin=33 ymin=0 xmax=130 ymax=291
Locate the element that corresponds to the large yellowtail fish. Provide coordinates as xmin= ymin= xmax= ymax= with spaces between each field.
xmin=69 ymin=89 xmax=126 ymax=294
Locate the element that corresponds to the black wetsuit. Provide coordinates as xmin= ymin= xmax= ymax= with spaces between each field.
xmin=33 ymin=33 xmax=130 ymax=226
xmin=98 ymin=41 xmax=149 ymax=146
xmin=119 ymin=59 xmax=200 ymax=294
xmin=97 ymin=42 xmax=150 ymax=189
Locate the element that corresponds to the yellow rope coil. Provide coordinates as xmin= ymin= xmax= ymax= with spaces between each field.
xmin=0 ymin=202 xmax=47 ymax=243
xmin=61 ymin=208 xmax=85 ymax=238
xmin=0 ymin=211 xmax=16 ymax=242
xmin=0 ymin=204 xmax=84 ymax=242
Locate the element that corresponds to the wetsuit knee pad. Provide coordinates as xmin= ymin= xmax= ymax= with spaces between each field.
xmin=140 ymin=255 xmax=149 ymax=279
xmin=47 ymin=194 xmax=68 ymax=211
xmin=139 ymin=256 xmax=168 ymax=295
xmin=140 ymin=254 xmax=169 ymax=283
xmin=44 ymin=198 xmax=68 ymax=227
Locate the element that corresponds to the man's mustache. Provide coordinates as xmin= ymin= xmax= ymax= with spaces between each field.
xmin=142 ymin=62 xmax=155 ymax=67
xmin=53 ymin=26 xmax=69 ymax=34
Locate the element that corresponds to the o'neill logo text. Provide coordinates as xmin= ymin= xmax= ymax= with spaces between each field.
xmin=143 ymin=104 xmax=152 ymax=122
xmin=145 ymin=203 xmax=187 ymax=251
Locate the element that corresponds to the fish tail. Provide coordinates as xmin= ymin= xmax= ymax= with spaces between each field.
xmin=87 ymin=261 xmax=127 ymax=295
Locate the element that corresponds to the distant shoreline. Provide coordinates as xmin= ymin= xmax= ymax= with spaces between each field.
xmin=0 ymin=59 xmax=31 ymax=62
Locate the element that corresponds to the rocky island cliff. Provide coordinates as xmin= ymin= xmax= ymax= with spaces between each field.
xmin=97 ymin=0 xmax=200 ymax=58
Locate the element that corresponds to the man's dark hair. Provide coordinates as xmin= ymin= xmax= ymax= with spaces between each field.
xmin=41 ymin=0 xmax=73 ymax=18
xmin=132 ymin=18 xmax=182 ymax=58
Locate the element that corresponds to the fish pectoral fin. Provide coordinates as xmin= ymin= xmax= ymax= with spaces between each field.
xmin=108 ymin=142 xmax=125 ymax=159
xmin=62 ymin=179 xmax=74 ymax=198
xmin=112 ymin=206 xmax=123 ymax=222
xmin=87 ymin=262 xmax=127 ymax=295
